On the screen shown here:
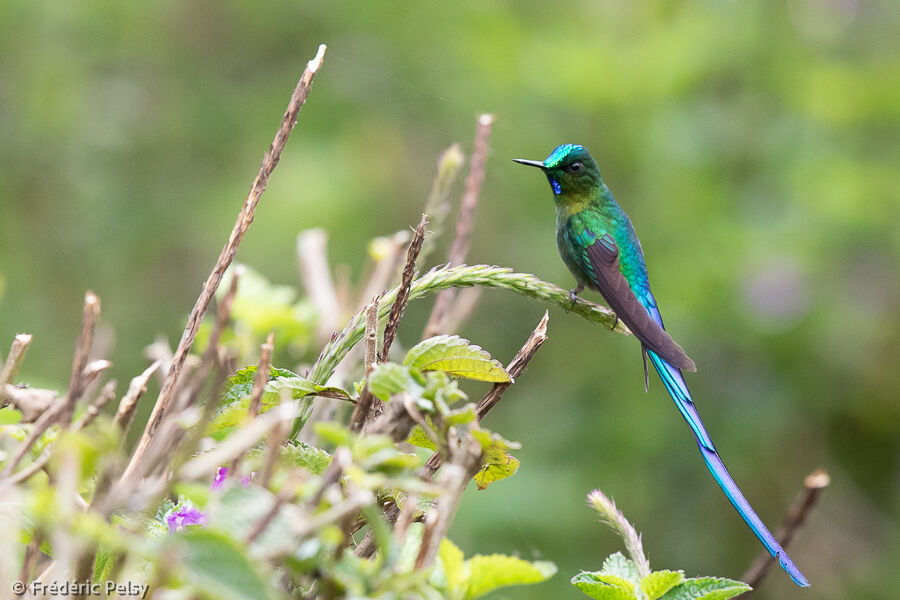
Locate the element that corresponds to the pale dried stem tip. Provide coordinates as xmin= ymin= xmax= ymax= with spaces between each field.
xmin=423 ymin=114 xmax=495 ymax=339
xmin=124 ymin=44 xmax=327 ymax=479
xmin=0 ymin=333 xmax=33 ymax=387
xmin=419 ymin=143 xmax=465 ymax=265
xmin=297 ymin=230 xmax=340 ymax=343
xmin=248 ymin=331 xmax=276 ymax=419
xmin=587 ymin=488 xmax=652 ymax=579
xmin=114 ymin=361 xmax=161 ymax=435
xmin=739 ymin=469 xmax=830 ymax=594
xmin=62 ymin=292 xmax=102 ymax=423
xmin=183 ymin=265 xmax=243 ymax=409
xmin=380 ymin=214 xmax=428 ymax=362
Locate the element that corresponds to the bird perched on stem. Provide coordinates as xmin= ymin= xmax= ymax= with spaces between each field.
xmin=514 ymin=144 xmax=808 ymax=587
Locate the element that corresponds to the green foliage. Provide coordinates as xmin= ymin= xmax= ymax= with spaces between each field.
xmin=436 ymin=538 xmax=557 ymax=600
xmin=281 ymin=440 xmax=332 ymax=474
xmin=176 ymin=529 xmax=275 ymax=600
xmin=571 ymin=500 xmax=751 ymax=600
xmin=404 ymin=335 xmax=510 ymax=382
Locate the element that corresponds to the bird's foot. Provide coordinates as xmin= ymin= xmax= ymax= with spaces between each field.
xmin=567 ymin=283 xmax=585 ymax=313
xmin=609 ymin=313 xmax=619 ymax=331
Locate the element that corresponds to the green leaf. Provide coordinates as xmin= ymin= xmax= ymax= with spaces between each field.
xmin=314 ymin=421 xmax=352 ymax=447
xmin=178 ymin=529 xmax=274 ymax=600
xmin=404 ymin=335 xmax=510 ymax=382
xmin=406 ymin=425 xmax=438 ymax=451
xmin=657 ymin=577 xmax=751 ymax=600
xmin=438 ymin=538 xmax=466 ymax=598
xmin=641 ymin=570 xmax=685 ymax=600
xmin=571 ymin=572 xmax=638 ymax=600
xmin=473 ymin=447 xmax=519 ymax=490
xmin=601 ymin=552 xmax=641 ymax=585
xmin=368 ymin=363 xmax=420 ymax=401
xmin=465 ymin=554 xmax=556 ymax=599
xmin=281 ymin=441 xmax=332 ymax=474
xmin=0 ymin=407 xmax=22 ymax=425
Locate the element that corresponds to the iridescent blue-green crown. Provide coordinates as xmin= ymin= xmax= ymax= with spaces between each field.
xmin=543 ymin=144 xmax=583 ymax=168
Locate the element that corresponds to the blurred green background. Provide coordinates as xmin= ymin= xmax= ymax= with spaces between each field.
xmin=2 ymin=0 xmax=898 ymax=598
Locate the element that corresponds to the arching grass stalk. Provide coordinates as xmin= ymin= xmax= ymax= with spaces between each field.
xmin=309 ymin=263 xmax=628 ymax=387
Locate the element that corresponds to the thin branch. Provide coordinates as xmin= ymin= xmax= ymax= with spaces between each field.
xmin=72 ymin=379 xmax=118 ymax=431
xmin=356 ymin=231 xmax=410 ymax=312
xmin=310 ymin=264 xmax=621 ymax=389
xmin=258 ymin=390 xmax=291 ymax=490
xmin=247 ymin=470 xmax=304 ymax=544
xmin=182 ymin=265 xmax=243 ymax=409
xmin=114 ymin=362 xmax=161 ymax=436
xmin=0 ymin=334 xmax=32 ymax=387
xmin=248 ymin=331 xmax=275 ymax=419
xmin=348 ymin=298 xmax=381 ymax=432
xmin=123 ymin=43 xmax=327 ymax=480
xmin=423 ymin=114 xmax=495 ymax=339
xmin=380 ymin=214 xmax=427 ymax=362
xmin=61 ymin=292 xmax=102 ymax=423
xmin=419 ymin=144 xmax=465 ymax=265
xmin=739 ymin=469 xmax=830 ymax=595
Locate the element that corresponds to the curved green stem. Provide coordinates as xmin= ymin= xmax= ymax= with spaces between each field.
xmin=309 ymin=264 xmax=628 ymax=386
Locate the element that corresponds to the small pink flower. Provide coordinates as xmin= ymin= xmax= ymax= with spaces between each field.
xmin=166 ymin=505 xmax=207 ymax=532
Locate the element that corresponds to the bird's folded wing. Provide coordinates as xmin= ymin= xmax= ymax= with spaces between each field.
xmin=583 ymin=234 xmax=696 ymax=372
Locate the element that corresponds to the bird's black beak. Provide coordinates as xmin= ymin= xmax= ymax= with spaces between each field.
xmin=512 ymin=158 xmax=545 ymax=169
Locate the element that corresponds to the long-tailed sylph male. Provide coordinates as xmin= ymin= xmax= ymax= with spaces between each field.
xmin=514 ymin=144 xmax=808 ymax=587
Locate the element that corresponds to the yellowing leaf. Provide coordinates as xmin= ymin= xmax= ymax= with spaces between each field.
xmin=641 ymin=570 xmax=685 ymax=600
xmin=438 ymin=538 xmax=466 ymax=598
xmin=465 ymin=554 xmax=556 ymax=599
xmin=404 ymin=335 xmax=510 ymax=382
xmin=474 ymin=448 xmax=520 ymax=490
xmin=571 ymin=571 xmax=638 ymax=600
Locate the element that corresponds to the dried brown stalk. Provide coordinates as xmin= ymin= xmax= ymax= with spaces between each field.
xmin=247 ymin=469 xmax=305 ymax=544
xmin=0 ymin=333 xmax=32 ymax=387
xmin=123 ymin=44 xmax=327 ymax=479
xmin=114 ymin=362 xmax=161 ymax=435
xmin=739 ymin=469 xmax=830 ymax=595
xmin=297 ymin=230 xmax=341 ymax=344
xmin=73 ymin=379 xmax=118 ymax=431
xmin=248 ymin=331 xmax=275 ymax=418
xmin=423 ymin=114 xmax=495 ymax=339
xmin=348 ymin=298 xmax=381 ymax=432
xmin=380 ymin=214 xmax=428 ymax=362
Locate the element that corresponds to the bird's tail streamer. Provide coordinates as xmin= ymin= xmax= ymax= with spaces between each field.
xmin=646 ymin=349 xmax=809 ymax=587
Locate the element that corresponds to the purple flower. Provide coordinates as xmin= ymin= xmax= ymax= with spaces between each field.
xmin=211 ymin=467 xmax=229 ymax=491
xmin=166 ymin=505 xmax=207 ymax=532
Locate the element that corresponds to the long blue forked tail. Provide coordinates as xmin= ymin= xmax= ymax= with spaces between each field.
xmin=646 ymin=348 xmax=809 ymax=587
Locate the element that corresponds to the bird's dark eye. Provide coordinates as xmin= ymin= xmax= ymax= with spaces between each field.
xmin=567 ymin=162 xmax=583 ymax=173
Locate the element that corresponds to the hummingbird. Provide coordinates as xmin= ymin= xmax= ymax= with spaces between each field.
xmin=514 ymin=144 xmax=808 ymax=587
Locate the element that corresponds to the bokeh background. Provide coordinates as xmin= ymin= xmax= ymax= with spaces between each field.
xmin=2 ymin=1 xmax=898 ymax=598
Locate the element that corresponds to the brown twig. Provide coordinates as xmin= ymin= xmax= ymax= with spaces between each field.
xmin=738 ymin=469 xmax=830 ymax=595
xmin=182 ymin=265 xmax=243 ymax=409
xmin=423 ymin=114 xmax=495 ymax=339
xmin=0 ymin=334 xmax=32 ymax=387
xmin=356 ymin=231 xmax=410 ymax=311
xmin=72 ymin=379 xmax=118 ymax=431
xmin=61 ymin=292 xmax=102 ymax=424
xmin=258 ymin=390 xmax=291 ymax=490
xmin=248 ymin=332 xmax=275 ymax=419
xmin=348 ymin=298 xmax=381 ymax=432
xmin=380 ymin=214 xmax=427 ymax=362
xmin=123 ymin=44 xmax=327 ymax=480
xmin=114 ymin=362 xmax=161 ymax=436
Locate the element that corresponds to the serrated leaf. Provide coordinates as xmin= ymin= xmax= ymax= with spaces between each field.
xmin=368 ymin=363 xmax=418 ymax=402
xmin=178 ymin=529 xmax=274 ymax=600
xmin=446 ymin=404 xmax=478 ymax=426
xmin=404 ymin=335 xmax=510 ymax=382
xmin=601 ymin=552 xmax=641 ymax=585
xmin=657 ymin=577 xmax=751 ymax=600
xmin=465 ymin=554 xmax=556 ymax=599
xmin=641 ymin=570 xmax=685 ymax=600
xmin=281 ymin=441 xmax=332 ymax=474
xmin=473 ymin=447 xmax=519 ymax=490
xmin=571 ymin=571 xmax=638 ymax=600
